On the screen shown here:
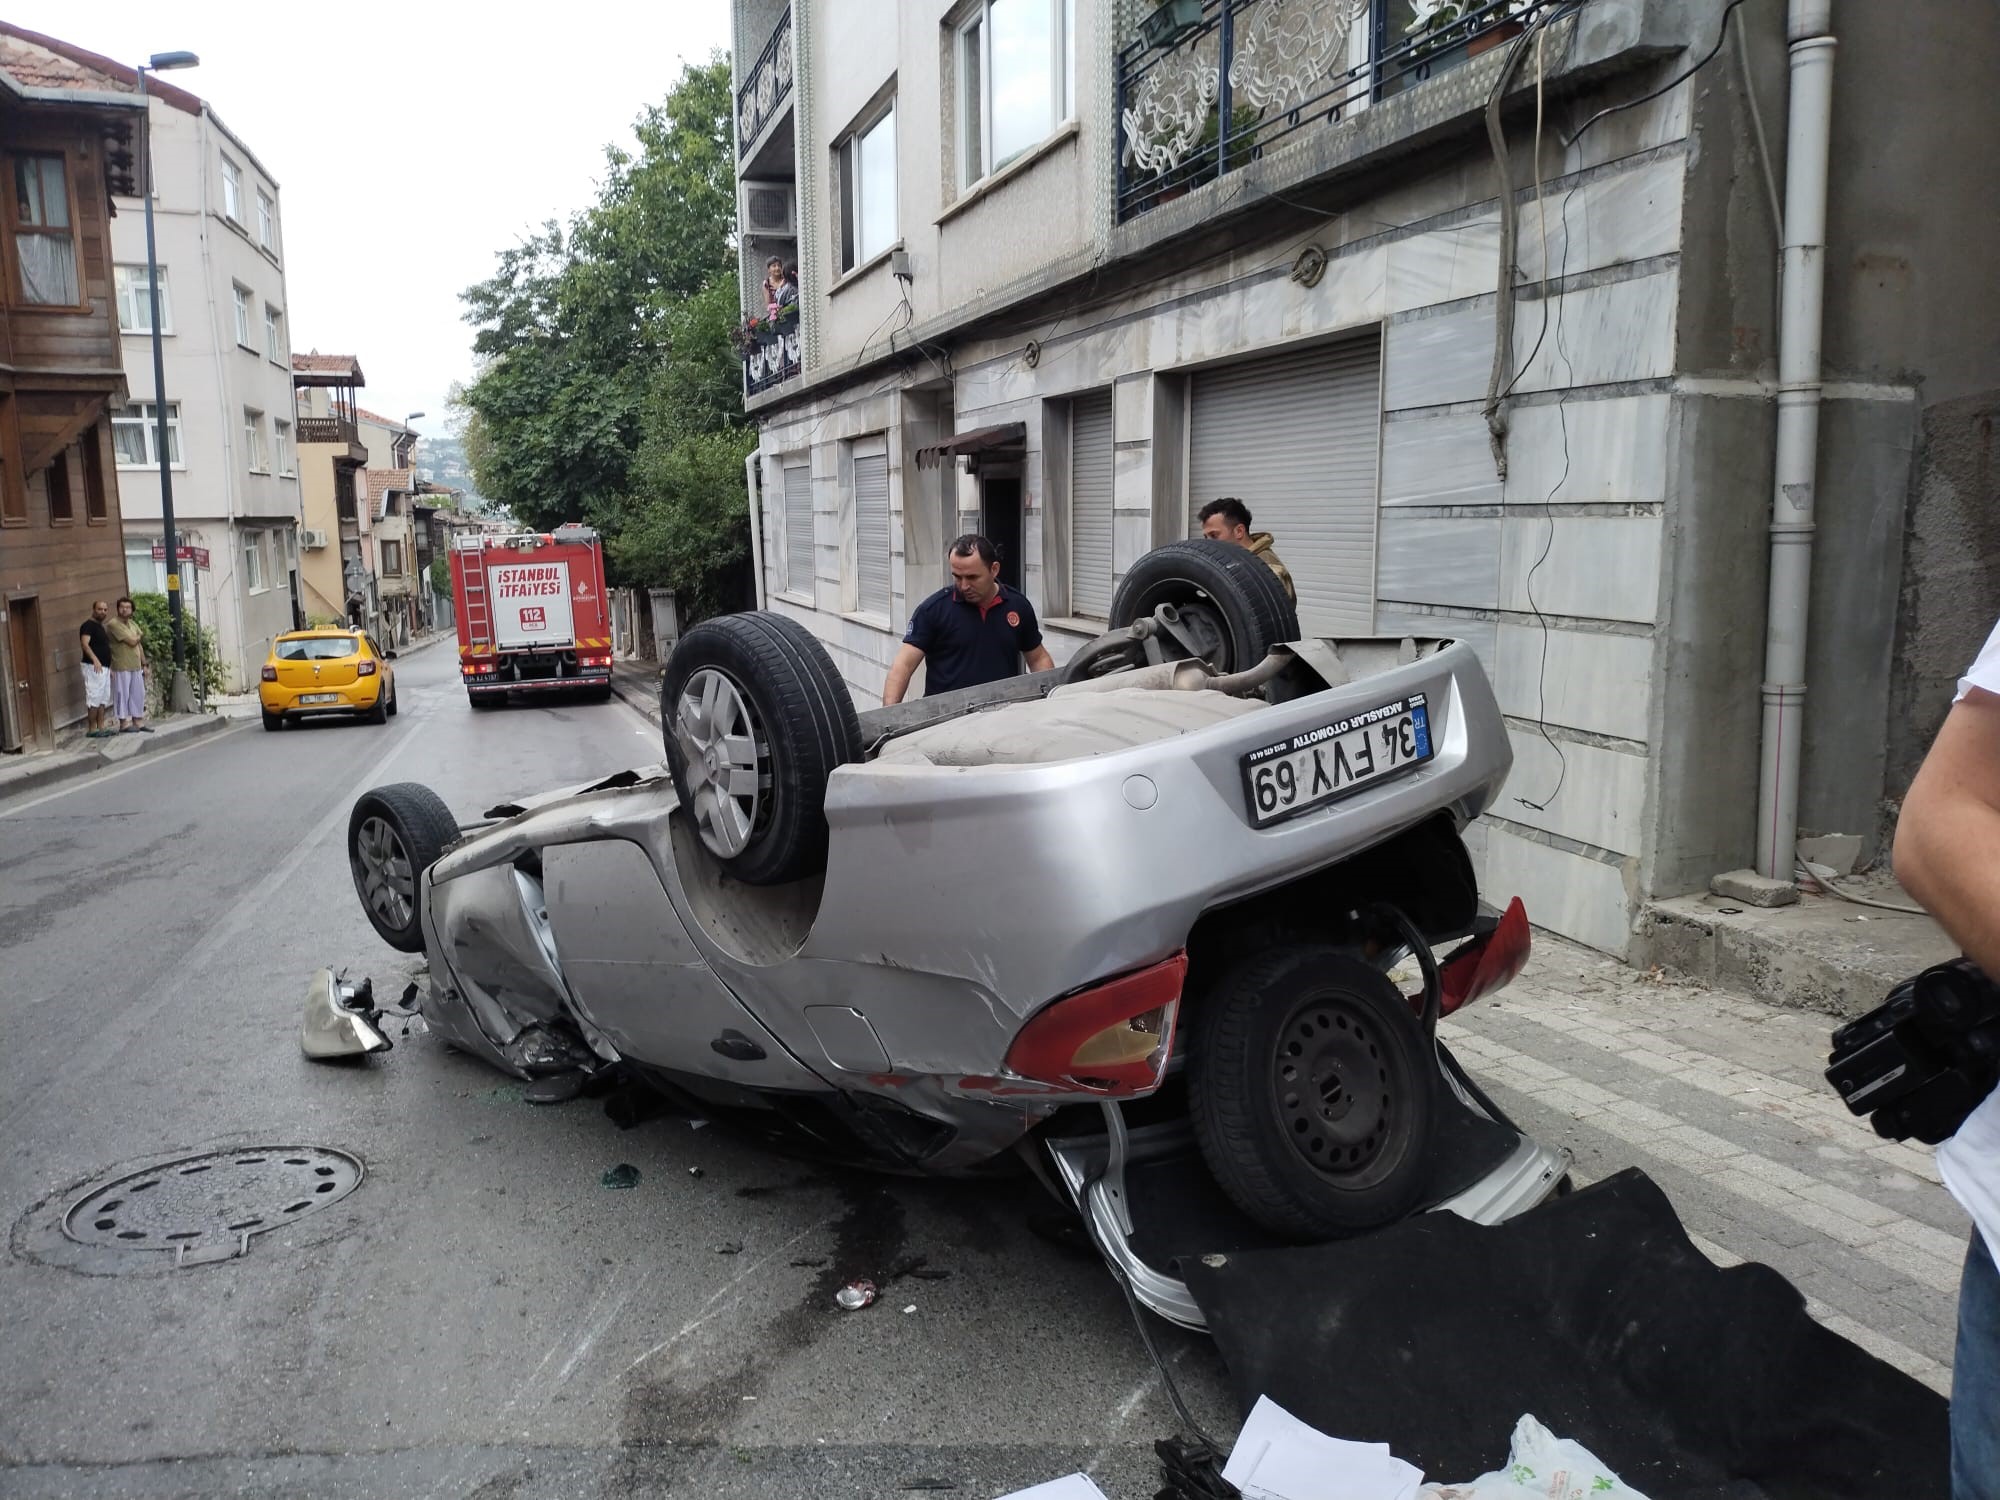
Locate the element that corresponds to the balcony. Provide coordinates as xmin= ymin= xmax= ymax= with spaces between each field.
xmin=740 ymin=309 xmax=802 ymax=397
xmin=297 ymin=415 xmax=361 ymax=447
xmin=736 ymin=5 xmax=793 ymax=162
xmin=1117 ymin=0 xmax=1547 ymax=222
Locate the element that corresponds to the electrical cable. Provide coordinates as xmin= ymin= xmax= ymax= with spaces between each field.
xmin=1795 ymin=864 xmax=1928 ymax=916
xmin=1731 ymin=7 xmax=1784 ymax=242
xmin=1563 ymin=0 xmax=1753 ymax=148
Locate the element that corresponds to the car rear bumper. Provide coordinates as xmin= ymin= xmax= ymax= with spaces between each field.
xmin=259 ymin=686 xmax=382 ymax=714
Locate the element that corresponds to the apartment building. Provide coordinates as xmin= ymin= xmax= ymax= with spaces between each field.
xmin=730 ymin=0 xmax=2000 ymax=960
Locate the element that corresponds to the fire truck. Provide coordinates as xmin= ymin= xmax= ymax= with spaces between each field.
xmin=450 ymin=525 xmax=614 ymax=707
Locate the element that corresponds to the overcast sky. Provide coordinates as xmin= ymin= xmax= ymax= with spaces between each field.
xmin=10 ymin=1 xmax=732 ymax=440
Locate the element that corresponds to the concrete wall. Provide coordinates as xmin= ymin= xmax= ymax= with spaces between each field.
xmin=111 ymin=97 xmax=300 ymax=691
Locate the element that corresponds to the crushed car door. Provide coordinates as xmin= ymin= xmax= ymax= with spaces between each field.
xmin=540 ymin=839 xmax=829 ymax=1091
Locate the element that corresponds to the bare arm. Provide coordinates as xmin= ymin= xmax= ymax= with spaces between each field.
xmin=881 ymin=643 xmax=925 ymax=706
xmin=1024 ymin=644 xmax=1055 ymax=675
xmin=80 ymin=632 xmax=101 ymax=668
xmin=1894 ymin=689 xmax=2000 ymax=975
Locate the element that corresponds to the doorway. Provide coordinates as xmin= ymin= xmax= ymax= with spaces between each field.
xmin=6 ymin=595 xmax=50 ymax=749
xmin=980 ymin=474 xmax=1023 ymax=592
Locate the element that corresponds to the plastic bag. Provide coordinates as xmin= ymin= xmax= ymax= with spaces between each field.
xmin=1423 ymin=1415 xmax=1648 ymax=1500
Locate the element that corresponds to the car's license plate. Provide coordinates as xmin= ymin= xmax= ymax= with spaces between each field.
xmin=301 ymin=693 xmax=341 ymax=704
xmin=1241 ymin=694 xmax=1432 ymax=827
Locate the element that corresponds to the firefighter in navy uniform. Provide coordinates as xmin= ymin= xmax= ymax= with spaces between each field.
xmin=882 ymin=535 xmax=1055 ymax=705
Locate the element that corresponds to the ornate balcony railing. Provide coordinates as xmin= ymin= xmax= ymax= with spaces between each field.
xmin=742 ymin=317 xmax=803 ymax=397
xmin=1116 ymin=0 xmax=1547 ymax=222
xmin=297 ymin=415 xmax=361 ymax=447
xmin=737 ymin=6 xmax=795 ymax=159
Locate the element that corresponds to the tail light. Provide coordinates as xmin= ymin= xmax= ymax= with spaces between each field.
xmin=260 ymin=665 xmax=277 ymax=682
xmin=357 ymin=660 xmax=378 ymax=676
xmin=1438 ymin=897 xmax=1531 ymax=1016
xmin=462 ymin=661 xmax=496 ymax=677
xmin=578 ymin=653 xmax=612 ymax=669
xmin=1003 ymin=953 xmax=1186 ymax=1096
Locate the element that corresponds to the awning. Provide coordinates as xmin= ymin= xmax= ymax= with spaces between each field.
xmin=914 ymin=421 xmax=1027 ymax=470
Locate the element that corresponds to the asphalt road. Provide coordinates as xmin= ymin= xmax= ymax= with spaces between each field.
xmin=0 ymin=644 xmax=1968 ymax=1498
xmin=0 ymin=644 xmax=1229 ymax=1500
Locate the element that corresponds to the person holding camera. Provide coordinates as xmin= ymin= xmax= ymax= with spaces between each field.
xmin=1895 ymin=619 xmax=2000 ymax=1499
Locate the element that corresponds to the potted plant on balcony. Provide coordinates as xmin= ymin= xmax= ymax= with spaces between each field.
xmin=1405 ymin=0 xmax=1527 ymax=61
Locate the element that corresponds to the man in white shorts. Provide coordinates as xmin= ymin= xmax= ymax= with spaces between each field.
xmin=77 ymin=600 xmax=115 ymax=738
xmin=1895 ymin=618 xmax=2000 ymax=1500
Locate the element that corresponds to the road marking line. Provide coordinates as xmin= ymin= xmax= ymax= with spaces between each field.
xmin=0 ymin=725 xmax=241 ymax=819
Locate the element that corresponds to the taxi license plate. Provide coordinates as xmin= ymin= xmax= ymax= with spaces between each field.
xmin=301 ymin=693 xmax=341 ymax=704
xmin=1241 ymin=694 xmax=1432 ymax=828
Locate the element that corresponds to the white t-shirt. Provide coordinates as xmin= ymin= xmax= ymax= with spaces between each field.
xmin=1935 ymin=618 xmax=2000 ymax=1265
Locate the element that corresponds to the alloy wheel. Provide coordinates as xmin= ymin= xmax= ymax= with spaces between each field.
xmin=353 ymin=816 xmax=415 ymax=930
xmin=674 ymin=667 xmax=767 ymax=859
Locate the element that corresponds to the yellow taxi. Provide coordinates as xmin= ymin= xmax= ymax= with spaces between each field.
xmin=258 ymin=629 xmax=398 ymax=731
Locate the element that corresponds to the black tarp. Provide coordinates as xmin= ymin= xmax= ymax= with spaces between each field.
xmin=1181 ymin=1169 xmax=1950 ymax=1499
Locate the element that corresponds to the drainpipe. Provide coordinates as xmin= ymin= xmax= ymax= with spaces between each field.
xmin=1754 ymin=0 xmax=1837 ymax=883
xmin=744 ymin=449 xmax=768 ymax=611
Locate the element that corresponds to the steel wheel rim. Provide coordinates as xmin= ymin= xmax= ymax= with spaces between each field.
xmin=354 ymin=815 xmax=414 ymax=930
xmin=674 ymin=668 xmax=766 ymax=858
xmin=1272 ymin=993 xmax=1408 ymax=1187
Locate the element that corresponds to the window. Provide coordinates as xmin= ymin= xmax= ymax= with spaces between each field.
xmin=48 ymin=448 xmax=73 ymax=523
xmin=958 ymin=0 xmax=1074 ymax=189
xmin=243 ymin=529 xmax=266 ymax=591
xmin=112 ymin=402 xmax=181 ymax=467
xmin=264 ymin=304 xmax=283 ymax=361
xmin=852 ymin=437 xmax=890 ymax=615
xmin=221 ymin=155 xmax=242 ymax=222
xmin=256 ymin=188 xmax=275 ymax=250
xmin=381 ymin=539 xmax=404 ymax=576
xmin=274 ymin=419 xmax=293 ymax=476
xmin=838 ymin=102 xmax=897 ymax=273
xmin=114 ymin=264 xmax=171 ymax=333
xmin=244 ymin=409 xmax=267 ymax=472
xmin=783 ymin=461 xmax=813 ymax=596
xmin=9 ymin=154 xmax=78 ymax=304
xmin=233 ymin=284 xmax=254 ymax=347
xmin=0 ymin=394 xmax=21 ymax=523
xmin=81 ymin=429 xmax=106 ymax=520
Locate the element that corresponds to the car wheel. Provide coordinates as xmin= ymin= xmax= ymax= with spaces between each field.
xmin=386 ymin=682 xmax=399 ymax=718
xmin=347 ymin=783 xmax=458 ymax=952
xmin=660 ymin=611 xmax=860 ymax=885
xmin=261 ymin=709 xmax=284 ymax=732
xmin=1188 ymin=945 xmax=1434 ymax=1240
xmin=1108 ymin=538 xmax=1300 ymax=673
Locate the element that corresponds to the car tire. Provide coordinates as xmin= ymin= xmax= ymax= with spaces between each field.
xmin=386 ymin=682 xmax=399 ymax=718
xmin=348 ymin=783 xmax=458 ymax=953
xmin=261 ymin=709 xmax=284 ymax=732
xmin=1188 ymin=945 xmax=1435 ymax=1240
xmin=1108 ymin=538 xmax=1300 ymax=673
xmin=365 ymin=688 xmax=390 ymax=724
xmin=660 ymin=611 xmax=861 ymax=885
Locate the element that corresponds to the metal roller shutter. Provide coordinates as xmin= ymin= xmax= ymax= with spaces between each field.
xmin=784 ymin=461 xmax=813 ymax=597
xmin=854 ymin=441 xmax=890 ymax=615
xmin=1189 ymin=337 xmax=1382 ymax=635
xmin=1069 ymin=390 xmax=1115 ymax=618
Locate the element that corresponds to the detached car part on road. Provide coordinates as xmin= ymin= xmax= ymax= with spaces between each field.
xmin=333 ymin=538 xmax=1567 ymax=1323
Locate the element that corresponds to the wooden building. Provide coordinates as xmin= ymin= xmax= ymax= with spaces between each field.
xmin=0 ymin=33 xmax=145 ymax=750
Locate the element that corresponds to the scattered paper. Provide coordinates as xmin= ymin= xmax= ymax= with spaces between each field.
xmin=992 ymin=1477 xmax=1111 ymax=1500
xmin=1223 ymin=1396 xmax=1425 ymax=1500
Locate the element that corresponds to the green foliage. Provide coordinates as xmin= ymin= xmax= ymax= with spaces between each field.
xmin=429 ymin=556 xmax=452 ymax=597
xmin=126 ymin=592 xmax=224 ymax=700
xmin=456 ymin=57 xmax=755 ymax=619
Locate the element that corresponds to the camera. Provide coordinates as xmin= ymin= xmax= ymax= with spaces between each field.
xmin=1825 ymin=958 xmax=2000 ymax=1144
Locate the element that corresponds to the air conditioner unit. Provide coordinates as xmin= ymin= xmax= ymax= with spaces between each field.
xmin=740 ymin=179 xmax=796 ymax=238
xmin=300 ymin=528 xmax=329 ymax=549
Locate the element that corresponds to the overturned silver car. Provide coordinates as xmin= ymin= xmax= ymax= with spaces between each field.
xmin=337 ymin=539 xmax=1568 ymax=1324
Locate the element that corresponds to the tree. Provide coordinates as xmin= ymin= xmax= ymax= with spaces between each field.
xmin=457 ymin=57 xmax=755 ymax=618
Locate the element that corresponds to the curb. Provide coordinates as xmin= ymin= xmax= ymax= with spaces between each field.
xmin=0 ymin=714 xmax=234 ymax=806
xmin=609 ymin=665 xmax=664 ymax=729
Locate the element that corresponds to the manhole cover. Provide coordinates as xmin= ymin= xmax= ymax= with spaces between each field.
xmin=59 ymin=1147 xmax=362 ymax=1266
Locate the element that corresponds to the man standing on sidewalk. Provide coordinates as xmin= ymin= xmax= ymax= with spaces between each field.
xmin=78 ymin=601 xmax=114 ymax=739
xmin=1894 ymin=618 xmax=2000 ymax=1500
xmin=104 ymin=597 xmax=151 ymax=734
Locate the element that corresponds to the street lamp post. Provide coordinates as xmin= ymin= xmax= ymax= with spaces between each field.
xmin=137 ymin=51 xmax=199 ymax=712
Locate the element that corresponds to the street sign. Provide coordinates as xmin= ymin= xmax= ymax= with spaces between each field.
xmin=150 ymin=543 xmax=211 ymax=569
